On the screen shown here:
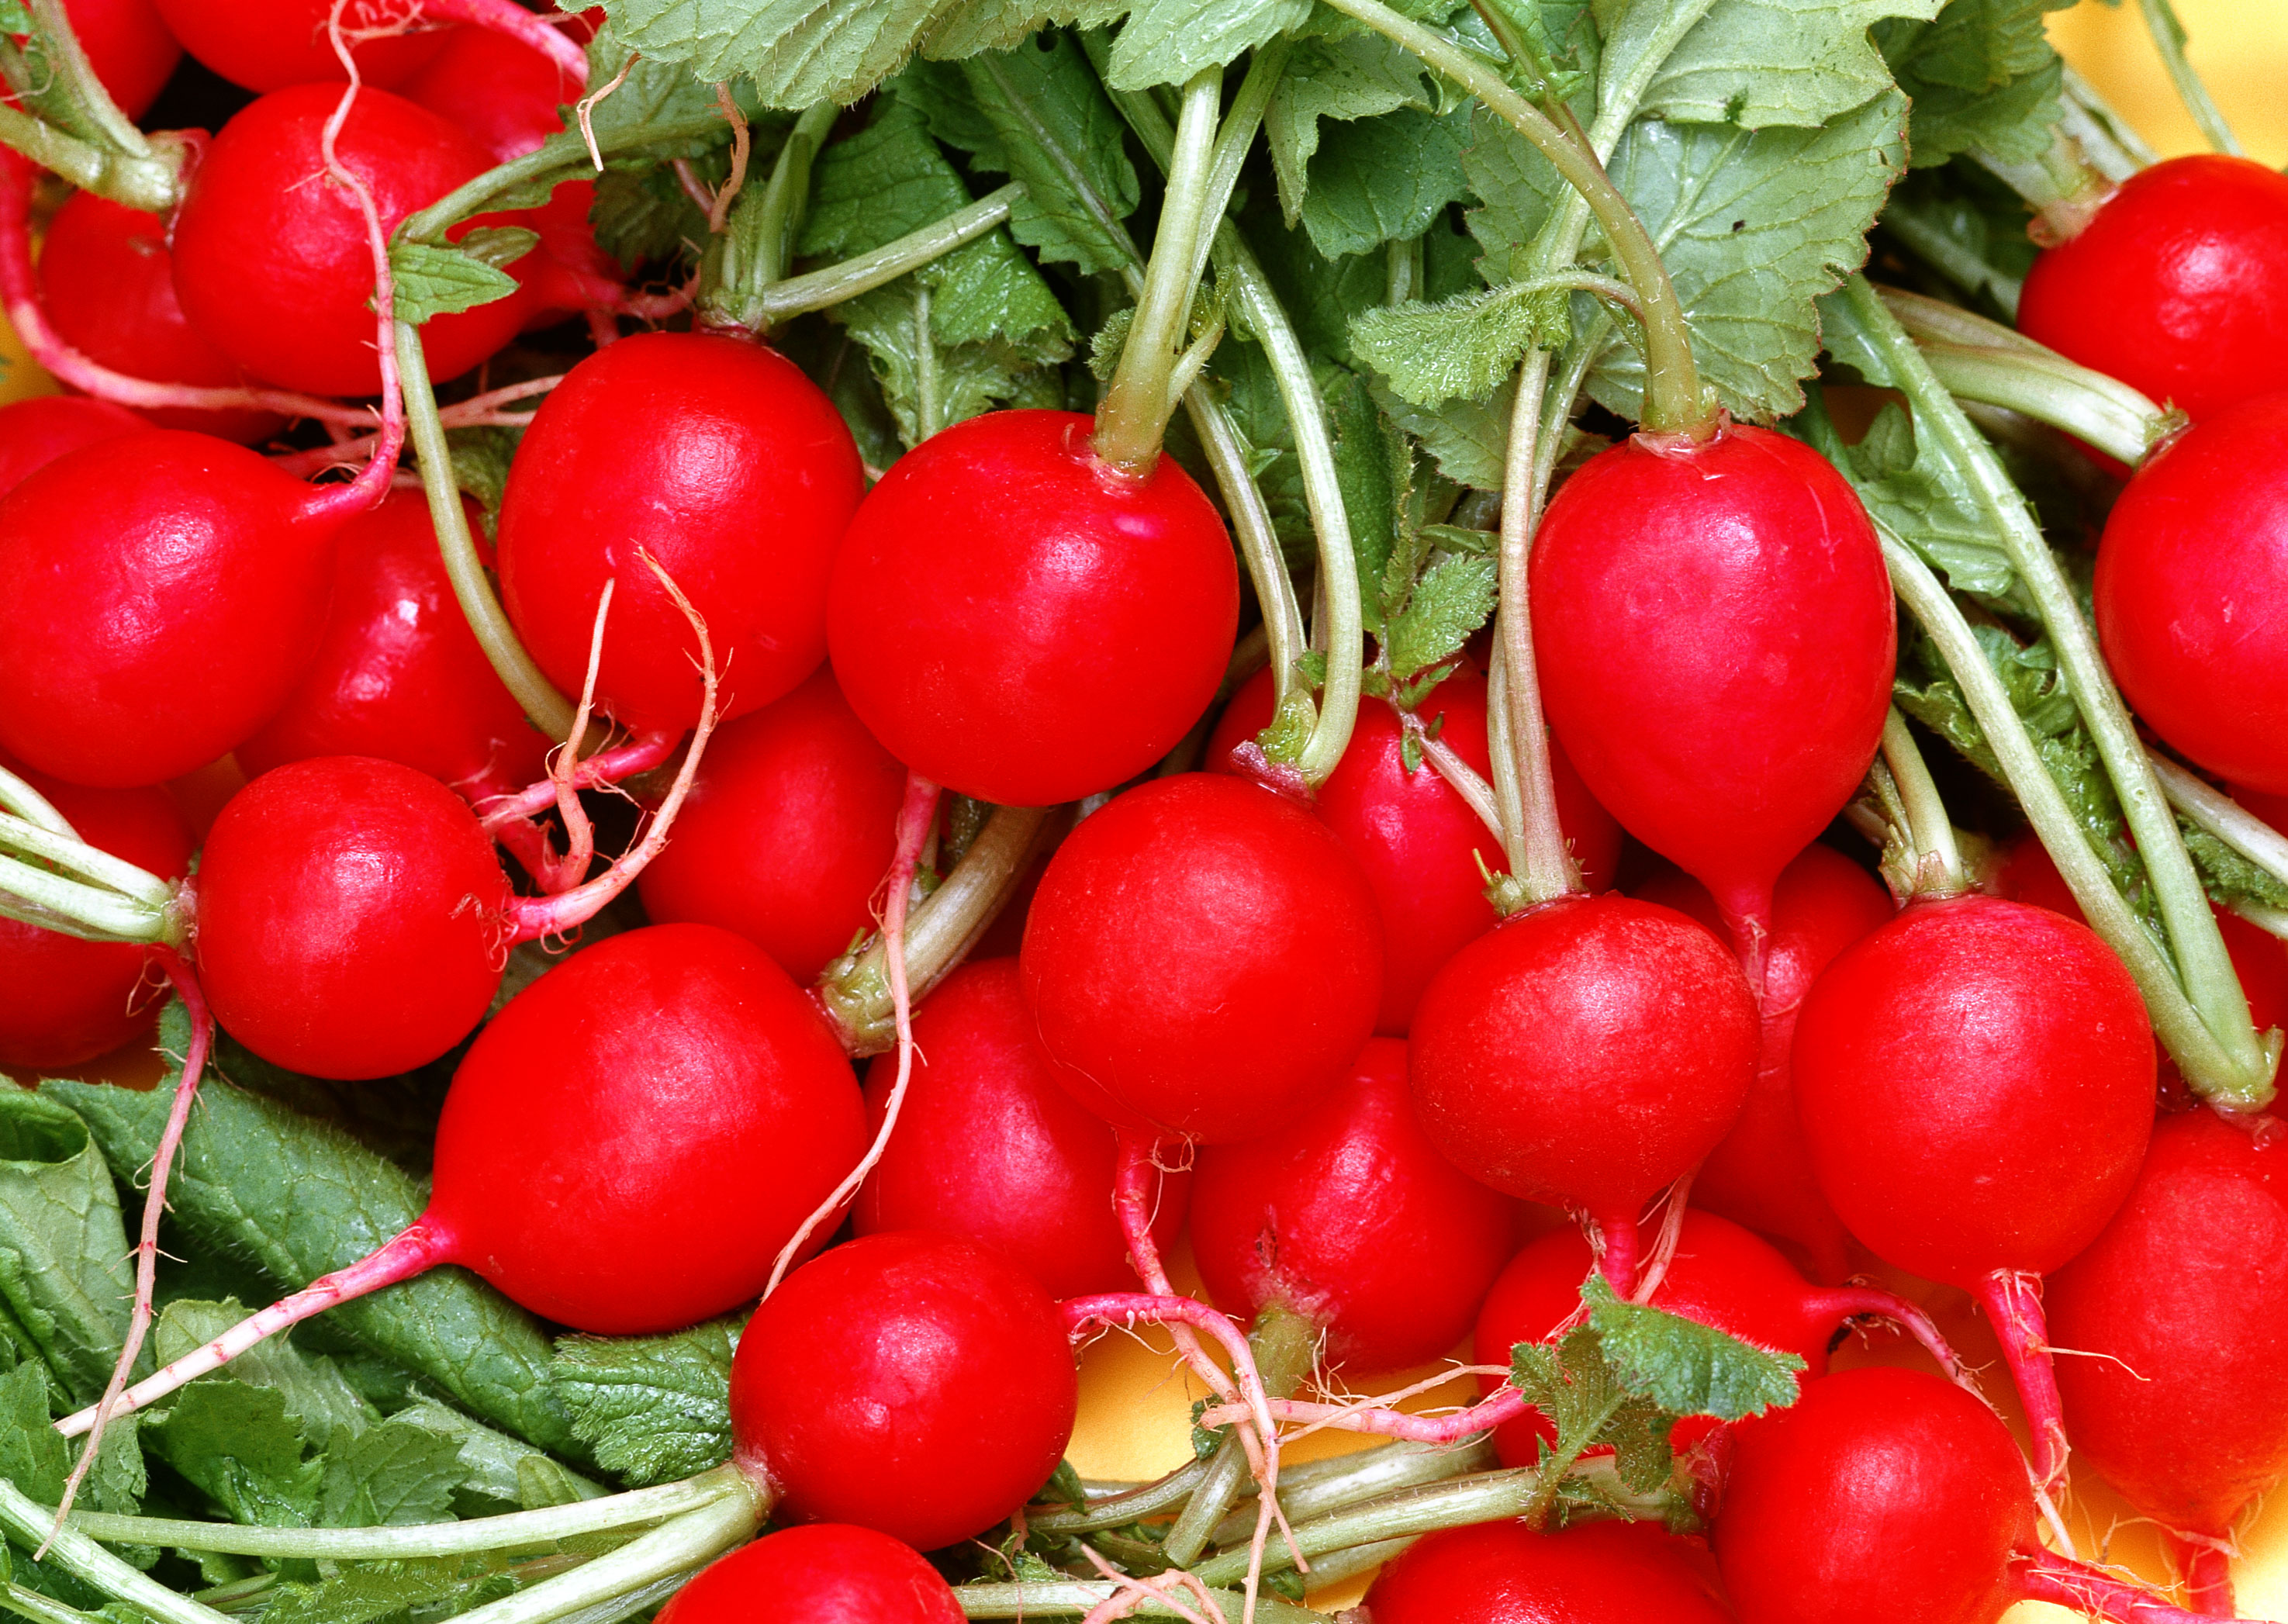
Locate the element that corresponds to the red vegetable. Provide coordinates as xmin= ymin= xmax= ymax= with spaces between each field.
xmin=657 ymin=1526 xmax=963 ymax=1624
xmin=147 ymin=0 xmax=444 ymax=92
xmin=0 ymin=395 xmax=143 ymax=498
xmin=1367 ymin=1519 xmax=1737 ymax=1624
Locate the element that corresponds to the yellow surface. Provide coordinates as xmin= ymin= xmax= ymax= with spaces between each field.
xmin=2051 ymin=0 xmax=2288 ymax=166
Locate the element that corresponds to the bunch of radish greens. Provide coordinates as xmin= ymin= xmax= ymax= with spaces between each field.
xmin=5 ymin=0 xmax=2288 ymax=1617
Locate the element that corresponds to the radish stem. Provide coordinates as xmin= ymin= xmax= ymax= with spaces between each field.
xmin=750 ymin=185 xmax=1021 ymax=327
xmin=1878 ymin=707 xmax=1967 ymax=898
xmin=0 ymin=1481 xmax=230 ymax=1624
xmin=445 ymin=1484 xmax=766 ymax=1624
xmin=2138 ymin=0 xmax=2241 ymax=157
xmin=1163 ymin=1304 xmax=1318 ymax=1567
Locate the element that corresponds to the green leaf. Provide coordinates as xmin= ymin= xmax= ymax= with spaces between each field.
xmin=147 ymin=1384 xmax=322 ymax=1528
xmin=1633 ymin=0 xmax=1938 ymax=130
xmin=582 ymin=16 xmax=745 ymax=142
xmin=1505 ymin=1322 xmax=1674 ymax=1491
xmin=1263 ymin=33 xmax=1433 ymax=226
xmin=1329 ymin=369 xmax=1405 ymax=633
xmin=2186 ymin=828 xmax=2288 ymax=914
xmin=1370 ymin=371 xmax=1515 ymax=490
xmin=153 ymin=1301 xmax=377 ymax=1453
xmin=1243 ymin=207 xmax=1390 ymax=367
xmin=0 ymin=1 xmax=33 ymax=35
xmin=1875 ymin=0 xmax=2069 ymax=167
xmin=919 ymin=0 xmax=1128 ymax=59
xmin=1298 ymin=103 xmax=1471 ymax=260
xmin=1104 ymin=0 xmax=1311 ymax=90
xmin=1349 ymin=279 xmax=1570 ymax=408
xmin=0 ymin=1093 xmax=137 ymax=1408
xmin=0 ymin=1360 xmax=68 ymax=1505
xmin=389 ymin=240 xmax=526 ymax=327
xmin=1581 ymin=1277 xmax=1805 ymax=1421
xmin=550 ymin=1321 xmax=735 ymax=1488
xmin=596 ymin=0 xmax=942 ymax=107
xmin=208 ymin=1031 xmax=452 ymax=1176
xmin=1791 ymin=391 xmax=2013 ymax=596
xmin=1383 ymin=552 xmax=1496 ymax=682
xmin=388 ymin=1400 xmax=607 ymax=1512
xmin=262 ymin=1554 xmax=532 ymax=1624
xmin=318 ymin=1419 xmax=465 ymax=1529
xmin=587 ymin=165 xmax=709 ymax=271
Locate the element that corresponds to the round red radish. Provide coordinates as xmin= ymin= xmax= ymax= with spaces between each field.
xmin=1018 ymin=772 xmax=1382 ymax=1145
xmin=1209 ymin=663 xmax=1621 ymax=1035
xmin=729 ymin=1231 xmax=1077 ymax=1551
xmin=656 ymin=1526 xmax=963 ymax=1624
xmin=192 ymin=756 xmax=512 ymax=1080
xmin=1190 ymin=1035 xmax=1516 ymax=1373
xmin=171 ymin=84 xmax=531 ymax=396
xmin=0 ymin=430 xmax=339 ymax=787
xmin=1634 ymin=845 xmax=1892 ymax=1282
xmin=2093 ymin=393 xmax=2288 ymax=794
xmin=828 ymin=409 xmax=1238 ymax=807
xmin=851 ymin=959 xmax=1189 ymax=1301
xmin=1408 ymin=892 xmax=1756 ymax=1285
xmin=399 ymin=19 xmax=579 ymax=162
xmin=148 ymin=0 xmax=443 ymax=91
xmin=236 ymin=494 xmax=550 ymax=798
xmin=1529 ymin=424 xmax=1892 ymax=962
xmin=2018 ymin=156 xmax=2288 ymax=423
xmin=1365 ymin=1519 xmax=1737 ymax=1624
xmin=0 ymin=395 xmax=143 ymax=497
xmin=0 ymin=752 xmax=192 ymax=1069
xmin=496 ymin=332 xmax=864 ymax=734
xmin=635 ymin=669 xmax=907 ymax=984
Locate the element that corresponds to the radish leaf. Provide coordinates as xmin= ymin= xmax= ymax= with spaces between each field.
xmin=0 ymin=1092 xmax=137 ymax=1410
xmin=1581 ymin=1277 xmax=1805 ymax=1422
xmin=550 ymin=1322 xmax=735 ymax=1488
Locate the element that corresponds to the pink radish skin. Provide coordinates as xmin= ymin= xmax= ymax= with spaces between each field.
xmin=1366 ymin=1519 xmax=1737 ymax=1624
xmin=656 ymin=1526 xmax=963 ymax=1624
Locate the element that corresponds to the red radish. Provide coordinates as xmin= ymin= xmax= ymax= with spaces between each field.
xmin=1529 ymin=424 xmax=1893 ymax=980
xmin=1365 ymin=1519 xmax=1737 ymax=1624
xmin=496 ymin=332 xmax=864 ymax=734
xmin=1408 ymin=892 xmax=1757 ymax=1291
xmin=0 ymin=395 xmax=143 ymax=497
xmin=2018 ymin=157 xmax=2288 ymax=424
xmin=0 ymin=752 xmax=192 ymax=1069
xmin=235 ymin=493 xmax=549 ymax=798
xmin=635 ymin=669 xmax=906 ymax=984
xmin=730 ymin=1231 xmax=1078 ymax=1551
xmin=192 ymin=757 xmax=513 ymax=1080
xmin=850 ymin=959 xmax=1191 ymax=1301
xmin=1209 ymin=663 xmax=1622 ymax=1035
xmin=9 ymin=0 xmax=181 ymax=119
xmin=1792 ymin=893 xmax=2156 ymax=1487
xmin=63 ymin=923 xmax=870 ymax=1436
xmin=1018 ymin=772 xmax=1383 ymax=1145
xmin=828 ymin=409 xmax=1239 ymax=807
xmin=2093 ymin=394 xmax=2288 ymax=795
xmin=36 ymin=193 xmax=285 ymax=446
xmin=1190 ymin=1036 xmax=1517 ymax=1373
xmin=171 ymin=85 xmax=532 ymax=397
xmin=146 ymin=0 xmax=445 ymax=90
xmin=1635 ymin=845 xmax=1893 ymax=1282
xmin=2048 ymin=1111 xmax=2288 ymax=1617
xmin=656 ymin=1526 xmax=963 ymax=1624
xmin=0 ymin=429 xmax=342 ymax=787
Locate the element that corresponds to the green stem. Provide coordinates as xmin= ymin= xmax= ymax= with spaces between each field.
xmin=1878 ymin=194 xmax=2024 ymax=320
xmin=447 ymin=1483 xmax=764 ymax=1624
xmin=1839 ymin=275 xmax=2270 ymax=1106
xmin=1181 ymin=43 xmax=1288 ymax=297
xmin=2148 ymin=754 xmax=2288 ymax=899
xmin=1208 ymin=1436 xmax=1498 ymax=1548
xmin=750 ymin=102 xmax=835 ymax=287
xmin=396 ymin=119 xmax=728 ymax=246
xmin=749 ymin=184 xmax=1022 ymax=326
xmin=1161 ymin=1305 xmax=1318 ymax=1568
xmin=1913 ymin=343 xmax=2163 ymax=468
xmin=1183 ymin=390 xmax=1306 ymax=726
xmin=19 ymin=0 xmax=147 ymax=155
xmin=0 ymin=1481 xmax=232 ymax=1624
xmin=1094 ymin=67 xmax=1223 ymax=474
xmin=0 ymin=812 xmax=173 ymax=910
xmin=953 ymin=1584 xmax=1320 ymax=1622
xmin=0 ymin=849 xmax=171 ymax=944
xmin=2059 ymin=65 xmax=2159 ymax=176
xmin=2138 ymin=0 xmax=2242 ymax=156
xmin=1878 ymin=708 xmax=1965 ymax=898
xmin=0 ymin=1583 xmax=96 ymax=1624
xmin=1315 ymin=0 xmax=1712 ymax=437
xmin=1192 ymin=1468 xmax=1541 ymax=1588
xmin=0 ymin=102 xmax=178 ymax=212
xmin=1972 ymin=126 xmax=2115 ymax=244
xmin=395 ymin=320 xmax=581 ymax=745
xmin=1026 ymin=1459 xmax=1213 ymax=1535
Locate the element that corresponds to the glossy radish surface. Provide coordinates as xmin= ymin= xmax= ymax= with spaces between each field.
xmin=2019 ymin=156 xmax=2288 ymax=423
xmin=399 ymin=21 xmax=580 ymax=163
xmin=236 ymin=495 xmax=549 ymax=797
xmin=148 ymin=0 xmax=444 ymax=91
xmin=1191 ymin=1036 xmax=1516 ymax=1373
xmin=1530 ymin=423 xmax=1892 ymax=960
xmin=829 ymin=409 xmax=1239 ymax=807
xmin=635 ymin=669 xmax=906 ymax=984
xmin=39 ymin=192 xmax=285 ymax=444
xmin=194 ymin=757 xmax=512 ymax=1080
xmin=2094 ymin=392 xmax=2288 ymax=795
xmin=0 ymin=752 xmax=192 ymax=1069
xmin=851 ymin=959 xmax=1189 ymax=1301
xmin=0 ymin=429 xmax=338 ymax=787
xmin=730 ymin=1231 xmax=1078 ymax=1551
xmin=496 ymin=332 xmax=864 ymax=734
xmin=1714 ymin=1367 xmax=2034 ymax=1624
xmin=171 ymin=85 xmax=530 ymax=396
xmin=0 ymin=395 xmax=143 ymax=497
xmin=1408 ymin=892 xmax=1756 ymax=1284
xmin=655 ymin=1526 xmax=963 ymax=1624
xmin=1365 ymin=1519 xmax=1737 ymax=1624
xmin=1636 ymin=845 xmax=1892 ymax=1281
xmin=1210 ymin=663 xmax=1620 ymax=1035
xmin=1018 ymin=772 xmax=1382 ymax=1145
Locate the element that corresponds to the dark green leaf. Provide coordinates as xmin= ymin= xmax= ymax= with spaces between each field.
xmin=1875 ymin=0 xmax=2070 ymax=167
xmin=1582 ymin=1277 xmax=1804 ymax=1421
xmin=1505 ymin=1322 xmax=1673 ymax=1490
xmin=550 ymin=1321 xmax=735 ymax=1488
xmin=582 ymin=16 xmax=744 ymax=142
xmin=1383 ymin=552 xmax=1495 ymax=682
xmin=1104 ymin=0 xmax=1311 ymax=90
xmin=1298 ymin=103 xmax=1471 ymax=260
xmin=153 ymin=1301 xmax=376 ymax=1452
xmin=1790 ymin=390 xmax=2013 ymax=596
xmin=2185 ymin=828 xmax=2288 ymax=914
xmin=262 ymin=1553 xmax=533 ymax=1624
xmin=587 ymin=166 xmax=709 ymax=271
xmin=208 ymin=1031 xmax=453 ymax=1177
xmin=1263 ymin=33 xmax=1432 ymax=226
xmin=1632 ymin=0 xmax=1938 ymax=130
xmin=1349 ymin=279 xmax=1570 ymax=408
xmin=318 ymin=1419 xmax=465 ymax=1529
xmin=920 ymin=0 xmax=1128 ymax=59
xmin=596 ymin=0 xmax=939 ymax=106
xmin=146 ymin=1384 xmax=322 ymax=1528
xmin=0 ymin=1360 xmax=68 ymax=1505
xmin=389 ymin=240 xmax=526 ymax=327
xmin=0 ymin=1092 xmax=137 ymax=1408
xmin=1329 ymin=368 xmax=1405 ymax=632
xmin=0 ymin=2 xmax=33 ymax=36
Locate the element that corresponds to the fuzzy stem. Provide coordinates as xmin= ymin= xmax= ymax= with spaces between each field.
xmin=1879 ymin=708 xmax=1967 ymax=897
xmin=1976 ymin=1269 xmax=2069 ymax=1493
xmin=0 ymin=1481 xmax=230 ymax=1624
xmin=0 ymin=103 xmax=178 ymax=211
xmin=953 ymin=1585 xmax=1320 ymax=1622
xmin=1210 ymin=1437 xmax=1499 ymax=1549
xmin=2137 ymin=0 xmax=2241 ymax=156
xmin=1404 ymin=704 xmax=1505 ymax=843
xmin=1162 ymin=1305 xmax=1319 ymax=1568
xmin=742 ymin=100 xmax=835 ymax=292
xmin=2012 ymin=1545 xmax=2239 ymax=1623
xmin=16 ymin=0 xmax=147 ymax=155
xmin=446 ymin=1484 xmax=766 ymax=1624
xmin=749 ymin=184 xmax=1021 ymax=325
xmin=1846 ymin=275 xmax=2272 ymax=1108
xmin=1315 ymin=0 xmax=1712 ymax=437
xmin=1185 ymin=389 xmax=1306 ymax=720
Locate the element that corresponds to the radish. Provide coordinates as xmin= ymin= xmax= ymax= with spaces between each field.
xmin=147 ymin=0 xmax=445 ymax=89
xmin=829 ymin=410 xmax=1239 ymax=808
xmin=1791 ymin=893 xmax=2157 ymax=1488
xmin=656 ymin=1526 xmax=963 ymax=1624
xmin=2048 ymin=1111 xmax=2288 ymax=1617
xmin=1635 ymin=845 xmax=1893 ymax=1282
xmin=0 ymin=752 xmax=191 ymax=1069
xmin=496 ymin=332 xmax=865 ymax=736
xmin=36 ymin=192 xmax=285 ymax=445
xmin=730 ymin=1230 xmax=1078 ymax=1551
xmin=850 ymin=959 xmax=1191 ymax=1301
xmin=634 ymin=669 xmax=907 ymax=985
xmin=1189 ymin=1035 xmax=1517 ymax=1373
xmin=1408 ymin=893 xmax=1757 ymax=1291
xmin=170 ymin=84 xmax=532 ymax=396
xmin=235 ymin=492 xmax=550 ymax=800
xmin=1018 ymin=772 xmax=1383 ymax=1145
xmin=2018 ymin=157 xmax=2288 ymax=424
xmin=2093 ymin=393 xmax=2288 ymax=796
xmin=9 ymin=0 xmax=181 ymax=119
xmin=0 ymin=394 xmax=143 ymax=496
xmin=1210 ymin=662 xmax=1622 ymax=1035
xmin=1529 ymin=425 xmax=1894 ymax=984
xmin=1365 ymin=1520 xmax=1737 ymax=1624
